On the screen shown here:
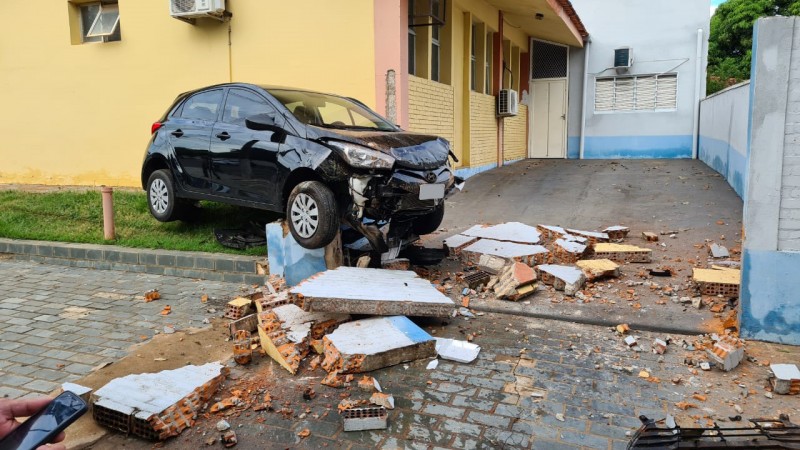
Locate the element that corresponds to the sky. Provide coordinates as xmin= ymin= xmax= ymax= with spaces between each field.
xmin=711 ymin=0 xmax=725 ymax=15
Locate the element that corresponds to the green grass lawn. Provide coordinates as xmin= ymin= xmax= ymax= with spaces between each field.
xmin=0 ymin=190 xmax=279 ymax=255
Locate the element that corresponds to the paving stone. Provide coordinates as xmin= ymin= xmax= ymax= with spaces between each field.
xmin=439 ymin=419 xmax=483 ymax=437
xmin=1 ymin=374 xmax=34 ymax=387
xmin=423 ymin=403 xmax=466 ymax=420
xmin=558 ymin=430 xmax=610 ymax=449
xmin=452 ymin=395 xmax=495 ymax=412
xmin=467 ymin=410 xmax=511 ymax=428
xmin=0 ymin=386 xmax=26 ymax=399
xmin=483 ymin=428 xmax=530 ymax=448
xmin=22 ymin=379 xmax=59 ymax=393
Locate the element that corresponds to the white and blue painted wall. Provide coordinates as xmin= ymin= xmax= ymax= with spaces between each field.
xmin=740 ymin=17 xmax=800 ymax=345
xmin=698 ymin=81 xmax=750 ymax=198
xmin=566 ymin=0 xmax=709 ymax=159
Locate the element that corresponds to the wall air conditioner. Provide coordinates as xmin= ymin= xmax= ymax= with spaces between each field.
xmin=170 ymin=0 xmax=227 ymax=21
xmin=497 ymin=89 xmax=519 ymax=117
xmin=614 ymin=47 xmax=633 ymax=69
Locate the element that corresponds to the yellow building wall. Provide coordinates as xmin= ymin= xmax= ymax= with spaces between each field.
xmin=407 ymin=76 xmax=456 ymax=155
xmin=503 ymin=104 xmax=528 ymax=161
xmin=0 ymin=0 xmax=375 ymax=187
xmin=229 ymin=2 xmax=375 ymax=104
xmin=469 ymin=92 xmax=498 ymax=167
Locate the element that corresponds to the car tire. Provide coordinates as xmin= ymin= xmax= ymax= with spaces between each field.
xmin=146 ymin=169 xmax=184 ymax=222
xmin=412 ymin=203 xmax=445 ymax=236
xmin=286 ymin=181 xmax=339 ymax=249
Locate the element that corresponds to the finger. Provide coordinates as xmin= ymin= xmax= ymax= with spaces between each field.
xmin=51 ymin=431 xmax=66 ymax=443
xmin=6 ymin=397 xmax=52 ymax=418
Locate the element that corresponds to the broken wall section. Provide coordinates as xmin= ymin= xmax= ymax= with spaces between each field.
xmin=741 ymin=16 xmax=800 ymax=345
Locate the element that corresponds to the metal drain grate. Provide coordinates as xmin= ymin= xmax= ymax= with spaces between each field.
xmin=342 ymin=407 xmax=388 ymax=431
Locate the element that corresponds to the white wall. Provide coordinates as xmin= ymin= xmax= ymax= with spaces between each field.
xmin=698 ymin=81 xmax=750 ymax=197
xmin=568 ymin=0 xmax=710 ymax=158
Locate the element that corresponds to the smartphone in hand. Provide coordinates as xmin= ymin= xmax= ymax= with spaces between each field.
xmin=0 ymin=391 xmax=88 ymax=450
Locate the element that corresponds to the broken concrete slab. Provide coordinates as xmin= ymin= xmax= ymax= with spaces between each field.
xmin=553 ymin=239 xmax=587 ymax=263
xmin=290 ymin=267 xmax=455 ymax=317
xmin=267 ymin=220 xmax=342 ymax=287
xmin=321 ymin=316 xmax=436 ymax=374
xmin=709 ymin=243 xmax=730 ymax=258
xmin=443 ymin=234 xmax=479 ymax=256
xmin=535 ymin=265 xmax=586 ymax=296
xmin=575 ymin=259 xmax=620 ymax=281
xmin=566 ymin=229 xmax=610 ymax=245
xmin=62 ymin=382 xmax=92 ymax=402
xmin=537 ymin=224 xmax=567 ymax=240
xmin=257 ymin=304 xmax=349 ymax=374
xmin=461 ymin=222 xmax=541 ymax=244
xmin=770 ymin=364 xmax=800 ymax=395
xmin=642 ymin=232 xmax=659 ymax=242
xmin=494 ymin=262 xmax=538 ymax=301
xmin=461 ymin=239 xmax=550 ymax=266
xmin=706 ymin=335 xmax=745 ymax=371
xmin=434 ymin=338 xmax=480 ymax=363
xmin=477 ymin=254 xmax=509 ymax=274
xmin=692 ymin=267 xmax=740 ymax=298
xmin=92 ymin=362 xmax=227 ymax=440
xmin=592 ymin=243 xmax=652 ymax=263
xmin=603 ymin=226 xmax=630 ymax=241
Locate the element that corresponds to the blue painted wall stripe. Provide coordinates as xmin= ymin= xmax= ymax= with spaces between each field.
xmin=740 ymin=248 xmax=800 ymax=345
xmin=582 ymin=135 xmax=693 ymax=159
xmin=455 ymin=162 xmax=497 ymax=179
xmin=567 ymin=136 xmax=580 ymax=159
xmin=698 ymin=135 xmax=747 ymax=198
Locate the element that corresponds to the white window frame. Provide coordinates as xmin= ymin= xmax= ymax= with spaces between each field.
xmin=470 ymin=24 xmax=477 ymax=91
xmin=81 ymin=2 xmax=121 ymax=43
xmin=485 ymin=32 xmax=492 ymax=94
xmin=594 ymin=73 xmax=679 ymax=114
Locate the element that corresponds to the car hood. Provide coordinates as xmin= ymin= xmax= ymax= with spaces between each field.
xmin=311 ymin=128 xmax=450 ymax=170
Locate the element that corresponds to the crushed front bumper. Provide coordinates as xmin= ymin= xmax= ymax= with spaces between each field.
xmin=365 ymin=166 xmax=458 ymax=219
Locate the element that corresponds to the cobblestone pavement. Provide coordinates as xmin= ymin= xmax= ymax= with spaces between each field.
xmin=96 ymin=313 xmax=800 ymax=450
xmin=0 ymin=258 xmax=245 ymax=399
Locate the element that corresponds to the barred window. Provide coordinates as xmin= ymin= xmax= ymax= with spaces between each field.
xmin=594 ymin=74 xmax=677 ymax=112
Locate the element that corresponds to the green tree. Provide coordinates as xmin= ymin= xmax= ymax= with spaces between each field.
xmin=707 ymin=0 xmax=800 ymax=94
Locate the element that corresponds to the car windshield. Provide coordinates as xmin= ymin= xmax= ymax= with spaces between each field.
xmin=267 ymin=89 xmax=396 ymax=131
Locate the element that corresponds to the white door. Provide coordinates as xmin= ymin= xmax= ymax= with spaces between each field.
xmin=529 ymin=79 xmax=567 ymax=158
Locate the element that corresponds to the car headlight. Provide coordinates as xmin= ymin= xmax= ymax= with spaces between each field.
xmin=328 ymin=141 xmax=395 ymax=170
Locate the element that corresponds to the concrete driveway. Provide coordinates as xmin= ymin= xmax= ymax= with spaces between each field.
xmin=433 ymin=159 xmax=744 ymax=334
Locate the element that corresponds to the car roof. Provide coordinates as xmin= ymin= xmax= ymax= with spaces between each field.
xmin=177 ymin=82 xmax=345 ymax=99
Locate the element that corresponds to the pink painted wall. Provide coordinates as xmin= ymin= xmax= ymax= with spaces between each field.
xmin=373 ymin=0 xmax=408 ymax=128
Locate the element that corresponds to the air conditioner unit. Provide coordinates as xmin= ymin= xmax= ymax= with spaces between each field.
xmin=170 ymin=0 xmax=227 ymax=20
xmin=497 ymin=89 xmax=519 ymax=117
xmin=614 ymin=47 xmax=633 ymax=69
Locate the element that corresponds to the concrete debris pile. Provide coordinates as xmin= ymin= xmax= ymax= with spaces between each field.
xmin=770 ymin=364 xmax=800 ymax=395
xmin=216 ymin=265 xmax=477 ymax=436
xmin=91 ymin=362 xmax=228 ymax=440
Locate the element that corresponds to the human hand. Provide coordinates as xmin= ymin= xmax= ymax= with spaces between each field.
xmin=0 ymin=397 xmax=66 ymax=450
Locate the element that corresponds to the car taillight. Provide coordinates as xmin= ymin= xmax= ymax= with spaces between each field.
xmin=151 ymin=122 xmax=163 ymax=134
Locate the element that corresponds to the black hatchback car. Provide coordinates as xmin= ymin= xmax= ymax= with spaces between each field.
xmin=141 ymin=83 xmax=460 ymax=250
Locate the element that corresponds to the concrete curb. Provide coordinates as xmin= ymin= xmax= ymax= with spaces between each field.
xmin=470 ymin=303 xmax=705 ymax=336
xmin=0 ymin=238 xmax=265 ymax=284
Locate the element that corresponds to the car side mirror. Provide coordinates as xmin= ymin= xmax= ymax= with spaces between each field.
xmin=245 ymin=113 xmax=283 ymax=133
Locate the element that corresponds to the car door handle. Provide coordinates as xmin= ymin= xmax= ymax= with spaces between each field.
xmin=215 ymin=132 xmax=231 ymax=141
xmin=171 ymin=129 xmax=184 ymax=137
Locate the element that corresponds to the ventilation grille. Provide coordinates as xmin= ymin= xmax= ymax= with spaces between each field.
xmin=532 ymin=40 xmax=568 ymax=79
xmin=595 ymin=74 xmax=678 ymax=112
xmin=172 ymin=0 xmax=196 ymax=13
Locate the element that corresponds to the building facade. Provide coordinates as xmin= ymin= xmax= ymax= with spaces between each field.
xmin=0 ymin=0 xmax=585 ymax=187
xmin=566 ymin=0 xmax=710 ymax=159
